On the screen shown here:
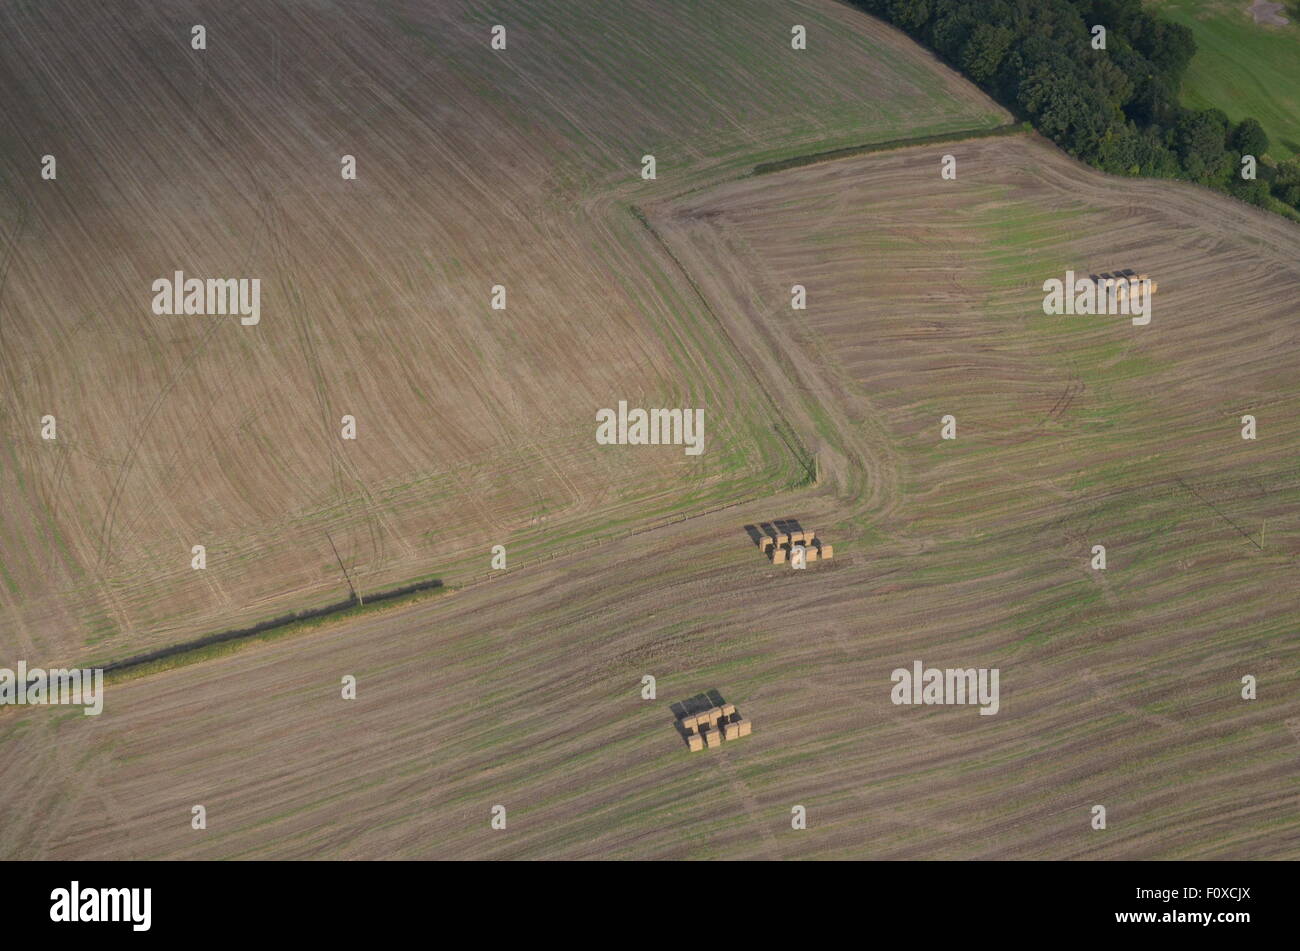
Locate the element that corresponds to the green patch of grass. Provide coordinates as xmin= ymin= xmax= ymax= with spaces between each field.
xmin=1155 ymin=0 xmax=1300 ymax=160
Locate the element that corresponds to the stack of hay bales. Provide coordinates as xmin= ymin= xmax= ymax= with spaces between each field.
xmin=680 ymin=712 xmax=703 ymax=751
xmin=678 ymin=700 xmax=753 ymax=749
xmin=720 ymin=705 xmax=752 ymax=741
xmin=754 ymin=525 xmax=832 ymax=566
xmin=1095 ymin=269 xmax=1157 ymax=304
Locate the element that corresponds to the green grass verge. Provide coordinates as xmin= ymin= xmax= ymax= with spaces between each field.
xmin=100 ymin=584 xmax=450 ymax=686
xmin=751 ymin=121 xmax=1030 ymax=176
xmin=1155 ymin=0 xmax=1300 ymax=160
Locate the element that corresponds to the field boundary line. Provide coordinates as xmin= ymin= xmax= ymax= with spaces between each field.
xmin=629 ymin=205 xmax=816 ymax=485
xmin=748 ymin=121 xmax=1025 ymax=177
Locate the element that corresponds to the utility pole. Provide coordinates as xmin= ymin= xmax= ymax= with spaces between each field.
xmin=325 ymin=530 xmax=361 ymax=605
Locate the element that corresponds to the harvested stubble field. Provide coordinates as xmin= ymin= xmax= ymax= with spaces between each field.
xmin=1 ymin=481 xmax=1296 ymax=860
xmin=0 ymin=0 xmax=1006 ymax=665
xmin=4 ymin=127 xmax=1298 ymax=858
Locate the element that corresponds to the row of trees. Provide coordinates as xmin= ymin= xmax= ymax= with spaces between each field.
xmin=854 ymin=0 xmax=1300 ymax=215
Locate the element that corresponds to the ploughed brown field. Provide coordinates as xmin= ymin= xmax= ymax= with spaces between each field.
xmin=1 ymin=2 xmax=1296 ymax=860
xmin=0 ymin=0 xmax=1002 ymax=664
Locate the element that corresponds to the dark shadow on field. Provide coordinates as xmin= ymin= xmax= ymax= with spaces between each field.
xmin=101 ymin=577 xmax=444 ymax=675
xmin=366 ymin=577 xmax=444 ymax=605
xmin=772 ymin=517 xmax=803 ymax=535
xmin=745 ymin=521 xmax=805 ymax=561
